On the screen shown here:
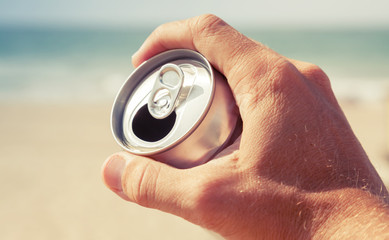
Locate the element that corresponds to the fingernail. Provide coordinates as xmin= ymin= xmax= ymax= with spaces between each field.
xmin=102 ymin=154 xmax=128 ymax=195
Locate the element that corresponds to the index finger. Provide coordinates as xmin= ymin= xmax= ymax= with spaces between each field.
xmin=131 ymin=14 xmax=283 ymax=95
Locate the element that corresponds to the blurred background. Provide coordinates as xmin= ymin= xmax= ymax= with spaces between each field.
xmin=1 ymin=0 xmax=389 ymax=239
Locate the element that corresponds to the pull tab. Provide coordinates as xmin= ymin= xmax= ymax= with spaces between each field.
xmin=148 ymin=64 xmax=184 ymax=119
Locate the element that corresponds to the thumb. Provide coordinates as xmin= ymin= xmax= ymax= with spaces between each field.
xmin=102 ymin=152 xmax=191 ymax=215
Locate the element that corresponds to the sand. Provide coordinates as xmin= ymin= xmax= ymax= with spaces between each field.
xmin=0 ymin=100 xmax=388 ymax=240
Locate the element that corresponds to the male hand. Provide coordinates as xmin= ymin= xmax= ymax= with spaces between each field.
xmin=102 ymin=15 xmax=389 ymax=239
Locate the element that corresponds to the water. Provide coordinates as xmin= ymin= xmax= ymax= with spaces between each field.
xmin=1 ymin=27 xmax=388 ymax=103
xmin=245 ymin=29 xmax=389 ymax=78
xmin=0 ymin=27 xmax=151 ymax=103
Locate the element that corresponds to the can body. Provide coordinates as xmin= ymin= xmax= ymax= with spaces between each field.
xmin=111 ymin=49 xmax=239 ymax=168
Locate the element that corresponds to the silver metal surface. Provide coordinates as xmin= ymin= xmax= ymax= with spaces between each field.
xmin=148 ymin=63 xmax=184 ymax=119
xmin=111 ymin=49 xmax=239 ymax=168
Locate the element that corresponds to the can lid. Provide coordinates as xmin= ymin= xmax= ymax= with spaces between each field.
xmin=111 ymin=49 xmax=215 ymax=155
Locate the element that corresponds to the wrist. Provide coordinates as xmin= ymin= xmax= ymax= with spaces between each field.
xmin=302 ymin=188 xmax=389 ymax=239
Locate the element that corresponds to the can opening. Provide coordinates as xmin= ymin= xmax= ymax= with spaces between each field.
xmin=132 ymin=104 xmax=176 ymax=142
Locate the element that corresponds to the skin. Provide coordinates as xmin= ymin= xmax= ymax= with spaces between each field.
xmin=102 ymin=14 xmax=389 ymax=239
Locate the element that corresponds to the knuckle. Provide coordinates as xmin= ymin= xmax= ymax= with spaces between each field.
xmin=268 ymin=57 xmax=297 ymax=78
xmin=230 ymin=48 xmax=295 ymax=101
xmin=301 ymin=63 xmax=332 ymax=89
xmin=191 ymin=14 xmax=227 ymax=38
xmin=257 ymin=57 xmax=297 ymax=92
xmin=197 ymin=14 xmax=224 ymax=28
xmin=238 ymin=58 xmax=300 ymax=110
xmin=304 ymin=64 xmax=329 ymax=81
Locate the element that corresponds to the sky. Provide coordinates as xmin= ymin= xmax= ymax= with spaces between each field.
xmin=0 ymin=0 xmax=389 ymax=29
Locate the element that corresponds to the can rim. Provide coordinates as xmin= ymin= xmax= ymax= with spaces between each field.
xmin=110 ymin=49 xmax=216 ymax=156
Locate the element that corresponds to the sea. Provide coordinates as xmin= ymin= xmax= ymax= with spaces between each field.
xmin=1 ymin=26 xmax=389 ymax=103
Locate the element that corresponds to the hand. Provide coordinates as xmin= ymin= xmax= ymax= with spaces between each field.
xmin=102 ymin=14 xmax=389 ymax=239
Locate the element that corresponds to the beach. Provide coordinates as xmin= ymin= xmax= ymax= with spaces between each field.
xmin=0 ymin=102 xmax=217 ymax=240
xmin=0 ymin=98 xmax=388 ymax=240
xmin=1 ymin=26 xmax=389 ymax=239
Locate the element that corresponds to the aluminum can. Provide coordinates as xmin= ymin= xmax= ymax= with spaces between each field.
xmin=111 ymin=49 xmax=239 ymax=168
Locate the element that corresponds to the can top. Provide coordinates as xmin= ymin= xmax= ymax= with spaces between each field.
xmin=111 ymin=49 xmax=215 ymax=155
